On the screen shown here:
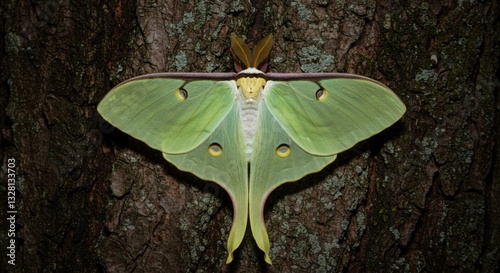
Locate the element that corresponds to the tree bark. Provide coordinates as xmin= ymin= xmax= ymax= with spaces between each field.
xmin=1 ymin=0 xmax=498 ymax=272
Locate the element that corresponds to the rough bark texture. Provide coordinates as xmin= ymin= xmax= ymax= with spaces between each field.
xmin=1 ymin=0 xmax=498 ymax=272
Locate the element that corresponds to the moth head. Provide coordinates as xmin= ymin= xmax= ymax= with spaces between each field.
xmin=237 ymin=76 xmax=266 ymax=102
xmin=230 ymin=33 xmax=273 ymax=72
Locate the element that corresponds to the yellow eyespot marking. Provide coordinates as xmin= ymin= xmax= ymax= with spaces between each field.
xmin=276 ymin=144 xmax=291 ymax=158
xmin=208 ymin=143 xmax=223 ymax=157
xmin=316 ymin=88 xmax=327 ymax=101
xmin=176 ymin=88 xmax=188 ymax=101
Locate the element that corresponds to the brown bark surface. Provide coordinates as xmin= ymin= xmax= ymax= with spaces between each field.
xmin=1 ymin=0 xmax=498 ymax=272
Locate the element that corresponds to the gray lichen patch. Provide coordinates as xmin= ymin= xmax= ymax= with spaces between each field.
xmin=299 ymin=45 xmax=334 ymax=72
xmin=174 ymin=51 xmax=188 ymax=70
xmin=291 ymin=0 xmax=313 ymax=21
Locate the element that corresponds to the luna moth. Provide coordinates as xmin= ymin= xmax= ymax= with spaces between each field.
xmin=98 ymin=34 xmax=406 ymax=264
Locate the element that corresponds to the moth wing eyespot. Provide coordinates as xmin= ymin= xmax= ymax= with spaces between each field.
xmin=315 ymin=88 xmax=327 ymax=101
xmin=176 ymin=88 xmax=188 ymax=101
xmin=276 ymin=144 xmax=291 ymax=158
xmin=208 ymin=143 xmax=223 ymax=157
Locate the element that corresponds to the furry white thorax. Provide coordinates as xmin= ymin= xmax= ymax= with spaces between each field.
xmin=235 ymin=74 xmax=266 ymax=162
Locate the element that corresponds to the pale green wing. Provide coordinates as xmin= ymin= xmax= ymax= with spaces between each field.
xmin=251 ymin=77 xmax=406 ymax=263
xmin=263 ymin=78 xmax=406 ymax=156
xmin=98 ymin=77 xmax=234 ymax=154
xmin=98 ymin=76 xmax=247 ymax=263
xmin=249 ymin=104 xmax=337 ymax=264
xmin=164 ymin=103 xmax=247 ymax=264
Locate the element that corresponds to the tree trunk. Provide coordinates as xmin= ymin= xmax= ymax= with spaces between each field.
xmin=1 ymin=0 xmax=498 ymax=272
